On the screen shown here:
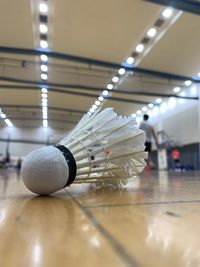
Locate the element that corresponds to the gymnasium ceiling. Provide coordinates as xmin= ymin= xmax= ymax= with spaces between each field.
xmin=0 ymin=0 xmax=200 ymax=131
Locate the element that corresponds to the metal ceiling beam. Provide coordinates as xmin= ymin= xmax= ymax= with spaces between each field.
xmin=0 ymin=46 xmax=200 ymax=82
xmin=7 ymin=117 xmax=78 ymax=124
xmin=0 ymin=85 xmax=152 ymax=105
xmin=0 ymin=105 xmax=85 ymax=114
xmin=0 ymin=78 xmax=198 ymax=101
xmin=0 ymin=138 xmax=55 ymax=146
xmin=143 ymin=0 xmax=200 ymax=16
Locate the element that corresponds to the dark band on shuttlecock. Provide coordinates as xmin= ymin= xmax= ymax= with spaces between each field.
xmin=55 ymin=145 xmax=77 ymax=187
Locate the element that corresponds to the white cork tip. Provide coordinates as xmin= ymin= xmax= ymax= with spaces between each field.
xmin=21 ymin=146 xmax=69 ymax=195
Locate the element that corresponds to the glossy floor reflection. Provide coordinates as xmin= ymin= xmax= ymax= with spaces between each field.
xmin=0 ymin=170 xmax=200 ymax=267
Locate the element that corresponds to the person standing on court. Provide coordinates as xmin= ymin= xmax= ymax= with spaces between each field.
xmin=139 ymin=114 xmax=159 ymax=167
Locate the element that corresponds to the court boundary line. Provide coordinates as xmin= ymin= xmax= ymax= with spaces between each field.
xmin=83 ymin=199 xmax=200 ymax=209
xmin=65 ymin=189 xmax=141 ymax=267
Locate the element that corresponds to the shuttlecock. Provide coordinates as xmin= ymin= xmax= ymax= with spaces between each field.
xmin=21 ymin=108 xmax=147 ymax=195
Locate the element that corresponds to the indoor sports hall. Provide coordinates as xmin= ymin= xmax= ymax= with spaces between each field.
xmin=0 ymin=1 xmax=200 ymax=266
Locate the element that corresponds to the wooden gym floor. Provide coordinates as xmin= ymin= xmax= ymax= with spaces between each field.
xmin=0 ymin=169 xmax=200 ymax=267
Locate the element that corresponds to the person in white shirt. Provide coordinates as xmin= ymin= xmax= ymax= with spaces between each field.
xmin=140 ymin=114 xmax=158 ymax=153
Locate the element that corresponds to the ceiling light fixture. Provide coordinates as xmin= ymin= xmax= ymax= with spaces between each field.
xmin=184 ymin=80 xmax=192 ymax=86
xmin=107 ymin=84 xmax=113 ymax=90
xmin=118 ymin=68 xmax=125 ymax=75
xmin=40 ymin=64 xmax=48 ymax=72
xmin=40 ymin=54 xmax=48 ymax=62
xmin=40 ymin=40 xmax=48 ymax=49
xmin=148 ymin=103 xmax=154 ymax=108
xmin=41 ymin=73 xmax=48 ymax=80
xmin=39 ymin=24 xmax=48 ymax=34
xmin=142 ymin=107 xmax=148 ymax=112
xmin=41 ymin=88 xmax=48 ymax=93
xmin=98 ymin=96 xmax=104 ymax=101
xmin=147 ymin=28 xmax=157 ymax=37
xmin=102 ymin=90 xmax=109 ymax=96
xmin=173 ymin=87 xmax=181 ymax=93
xmin=112 ymin=76 xmax=119 ymax=83
xmin=162 ymin=8 xmax=173 ymax=18
xmin=126 ymin=57 xmax=134 ymax=64
xmin=136 ymin=44 xmax=144 ymax=53
xmin=156 ymin=98 xmax=162 ymax=104
xmin=39 ymin=3 xmax=48 ymax=13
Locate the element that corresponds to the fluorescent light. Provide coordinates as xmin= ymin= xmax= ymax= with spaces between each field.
xmin=43 ymin=114 xmax=48 ymax=119
xmin=147 ymin=28 xmax=157 ymax=37
xmin=39 ymin=24 xmax=48 ymax=34
xmin=0 ymin=113 xmax=6 ymax=119
xmin=40 ymin=40 xmax=48 ymax=49
xmin=185 ymin=80 xmax=192 ymax=86
xmin=42 ymin=98 xmax=48 ymax=102
xmin=92 ymin=104 xmax=97 ymax=110
xmin=102 ymin=90 xmax=109 ymax=96
xmin=42 ymin=114 xmax=47 ymax=118
xmin=118 ymin=68 xmax=125 ymax=75
xmin=173 ymin=87 xmax=180 ymax=93
xmin=136 ymin=110 xmax=142 ymax=115
xmin=39 ymin=3 xmax=48 ymax=13
xmin=107 ymin=84 xmax=113 ymax=90
xmin=5 ymin=119 xmax=13 ymax=127
xmin=90 ymin=108 xmax=94 ymax=113
xmin=162 ymin=8 xmax=173 ymax=18
xmin=156 ymin=98 xmax=162 ymax=104
xmin=148 ymin=103 xmax=154 ymax=108
xmin=98 ymin=96 xmax=104 ymax=101
xmin=41 ymin=88 xmax=48 ymax=93
xmin=131 ymin=113 xmax=136 ymax=118
xmin=40 ymin=64 xmax=48 ymax=72
xmin=95 ymin=100 xmax=100 ymax=106
xmin=43 ymin=120 xmax=48 ymax=127
xmin=40 ymin=54 xmax=48 ymax=62
xmin=126 ymin=57 xmax=134 ymax=64
xmin=142 ymin=106 xmax=148 ymax=112
xmin=42 ymin=103 xmax=47 ymax=108
xmin=41 ymin=93 xmax=47 ymax=98
xmin=41 ymin=73 xmax=48 ymax=80
xmin=136 ymin=44 xmax=144 ymax=53
xmin=42 ymin=107 xmax=47 ymax=112
xmin=112 ymin=76 xmax=119 ymax=83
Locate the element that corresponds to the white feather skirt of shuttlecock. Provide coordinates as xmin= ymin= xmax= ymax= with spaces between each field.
xmin=59 ymin=108 xmax=147 ymax=186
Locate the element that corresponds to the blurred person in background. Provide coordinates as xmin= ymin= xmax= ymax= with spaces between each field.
xmin=140 ymin=114 xmax=159 ymax=169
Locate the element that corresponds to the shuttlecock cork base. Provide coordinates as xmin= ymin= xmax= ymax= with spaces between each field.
xmin=21 ymin=146 xmax=76 ymax=195
xmin=21 ymin=108 xmax=147 ymax=195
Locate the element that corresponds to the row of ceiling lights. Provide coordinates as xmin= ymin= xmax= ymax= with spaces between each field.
xmin=87 ymin=7 xmax=174 ymax=116
xmin=131 ymin=80 xmax=193 ymax=118
xmin=2 ymin=2 xmax=48 ymax=128
xmin=125 ymin=7 xmax=181 ymax=118
xmin=132 ymin=80 xmax=193 ymax=118
xmin=39 ymin=1 xmax=49 ymax=127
